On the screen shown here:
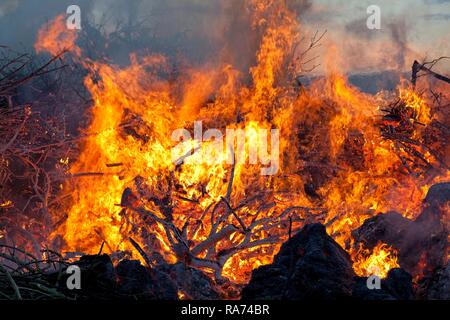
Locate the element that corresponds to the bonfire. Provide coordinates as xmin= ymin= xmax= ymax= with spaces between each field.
xmin=0 ymin=0 xmax=448 ymax=300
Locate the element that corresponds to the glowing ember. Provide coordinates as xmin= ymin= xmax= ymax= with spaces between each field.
xmin=0 ymin=200 xmax=13 ymax=208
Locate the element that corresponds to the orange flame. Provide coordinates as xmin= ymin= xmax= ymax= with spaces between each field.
xmin=35 ymin=14 xmax=80 ymax=56
xmin=0 ymin=200 xmax=13 ymax=208
xmin=399 ymin=88 xmax=431 ymax=125
xmin=352 ymin=242 xmax=400 ymax=278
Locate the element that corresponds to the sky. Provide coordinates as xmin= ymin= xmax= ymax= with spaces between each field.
xmin=0 ymin=0 xmax=449 ymax=74
xmin=304 ymin=0 xmax=450 ymax=73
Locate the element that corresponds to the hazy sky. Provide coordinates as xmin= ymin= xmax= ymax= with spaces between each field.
xmin=304 ymin=0 xmax=450 ymax=72
xmin=0 ymin=0 xmax=448 ymax=73
xmin=308 ymin=0 xmax=450 ymax=50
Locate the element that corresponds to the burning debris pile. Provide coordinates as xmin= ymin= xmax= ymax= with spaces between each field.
xmin=243 ymin=182 xmax=449 ymax=300
xmin=352 ymin=183 xmax=449 ymax=279
xmin=1 ymin=0 xmax=449 ymax=300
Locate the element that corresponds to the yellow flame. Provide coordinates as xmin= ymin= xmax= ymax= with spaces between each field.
xmin=352 ymin=242 xmax=400 ymax=278
xmin=0 ymin=200 xmax=13 ymax=208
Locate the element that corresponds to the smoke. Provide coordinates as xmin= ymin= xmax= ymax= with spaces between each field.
xmin=0 ymin=0 xmax=316 ymax=74
xmin=286 ymin=0 xmax=314 ymax=16
xmin=387 ymin=19 xmax=410 ymax=71
xmin=0 ymin=0 xmax=19 ymax=17
xmin=0 ymin=0 xmax=447 ymax=76
xmin=317 ymin=0 xmax=449 ymax=74
xmin=344 ymin=18 xmax=376 ymax=40
xmin=343 ymin=17 xmax=413 ymax=72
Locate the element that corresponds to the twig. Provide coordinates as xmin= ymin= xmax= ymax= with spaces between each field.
xmin=220 ymin=196 xmax=248 ymax=232
xmin=129 ymin=237 xmax=151 ymax=267
xmin=0 ymin=264 xmax=22 ymax=300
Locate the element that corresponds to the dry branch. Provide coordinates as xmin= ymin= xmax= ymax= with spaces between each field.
xmin=412 ymin=58 xmax=450 ymax=87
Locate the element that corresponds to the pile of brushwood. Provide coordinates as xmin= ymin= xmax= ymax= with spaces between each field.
xmin=0 ymin=47 xmax=86 ymax=254
xmin=0 ymin=183 xmax=447 ymax=300
xmin=0 ymin=243 xmax=220 ymax=300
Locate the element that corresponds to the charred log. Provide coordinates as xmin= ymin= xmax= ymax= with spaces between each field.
xmin=352 ymin=268 xmax=414 ymax=300
xmin=242 ymin=224 xmax=355 ymax=300
xmin=420 ymin=262 xmax=450 ymax=300
xmin=44 ymin=254 xmax=219 ymax=300
xmin=116 ymin=259 xmax=178 ymax=299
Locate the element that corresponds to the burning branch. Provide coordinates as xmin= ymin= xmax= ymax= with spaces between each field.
xmin=123 ymin=185 xmax=323 ymax=282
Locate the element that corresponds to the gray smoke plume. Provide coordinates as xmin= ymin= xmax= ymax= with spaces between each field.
xmin=0 ymin=0 xmax=316 ymax=73
xmin=387 ymin=19 xmax=410 ymax=70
